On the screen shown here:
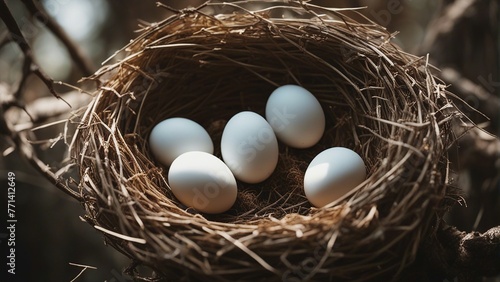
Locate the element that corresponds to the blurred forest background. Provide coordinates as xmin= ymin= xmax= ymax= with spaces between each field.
xmin=0 ymin=0 xmax=498 ymax=281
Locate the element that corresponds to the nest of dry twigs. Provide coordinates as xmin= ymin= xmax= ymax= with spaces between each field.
xmin=69 ymin=1 xmax=462 ymax=281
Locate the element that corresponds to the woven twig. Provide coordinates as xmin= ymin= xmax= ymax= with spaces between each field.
xmin=69 ymin=1 xmax=462 ymax=281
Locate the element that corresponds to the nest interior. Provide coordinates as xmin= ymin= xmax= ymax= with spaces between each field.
xmin=71 ymin=2 xmax=460 ymax=281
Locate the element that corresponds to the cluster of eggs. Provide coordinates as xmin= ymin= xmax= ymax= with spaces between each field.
xmin=149 ymin=85 xmax=367 ymax=214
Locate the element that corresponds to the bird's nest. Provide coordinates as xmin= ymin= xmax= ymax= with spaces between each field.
xmin=69 ymin=1 xmax=462 ymax=280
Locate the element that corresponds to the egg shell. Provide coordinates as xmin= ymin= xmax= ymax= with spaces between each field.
xmin=168 ymin=151 xmax=237 ymax=214
xmin=149 ymin=117 xmax=214 ymax=166
xmin=265 ymin=85 xmax=325 ymax=148
xmin=304 ymin=147 xmax=366 ymax=207
xmin=221 ymin=111 xmax=279 ymax=183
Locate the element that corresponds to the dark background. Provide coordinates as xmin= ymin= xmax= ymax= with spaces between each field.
xmin=0 ymin=0 xmax=499 ymax=281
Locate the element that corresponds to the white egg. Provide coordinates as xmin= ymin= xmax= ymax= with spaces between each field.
xmin=304 ymin=147 xmax=366 ymax=207
xmin=168 ymin=151 xmax=237 ymax=214
xmin=221 ymin=111 xmax=279 ymax=183
xmin=265 ymin=85 xmax=325 ymax=148
xmin=149 ymin=117 xmax=213 ymax=166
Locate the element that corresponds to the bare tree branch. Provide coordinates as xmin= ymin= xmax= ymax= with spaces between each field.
xmin=420 ymin=0 xmax=477 ymax=53
xmin=0 ymin=0 xmax=70 ymax=107
xmin=0 ymin=0 xmax=31 ymax=54
xmin=13 ymin=90 xmax=91 ymax=130
xmin=0 ymin=1 xmax=84 ymax=201
xmin=13 ymin=129 xmax=82 ymax=201
xmin=1 ymin=85 xmax=83 ymax=201
xmin=442 ymin=67 xmax=500 ymax=129
xmin=19 ymin=0 xmax=95 ymax=76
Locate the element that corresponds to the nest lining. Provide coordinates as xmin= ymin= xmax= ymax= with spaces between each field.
xmin=70 ymin=1 xmax=460 ymax=281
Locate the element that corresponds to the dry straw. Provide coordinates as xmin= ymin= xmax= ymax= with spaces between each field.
xmin=70 ymin=1 xmax=462 ymax=280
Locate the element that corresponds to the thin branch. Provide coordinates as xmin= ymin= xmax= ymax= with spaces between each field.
xmin=20 ymin=0 xmax=95 ymax=76
xmin=12 ymin=90 xmax=91 ymax=131
xmin=31 ymin=65 xmax=71 ymax=107
xmin=0 ymin=0 xmax=70 ymax=107
xmin=69 ymin=262 xmax=97 ymax=282
xmin=420 ymin=0 xmax=477 ymax=53
xmin=0 ymin=0 xmax=31 ymax=54
xmin=2 ymin=90 xmax=81 ymax=201
xmin=0 ymin=83 xmax=34 ymax=125
xmin=441 ymin=67 xmax=500 ymax=127
xmin=2 ymin=101 xmax=82 ymax=200
xmin=16 ymin=130 xmax=82 ymax=200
